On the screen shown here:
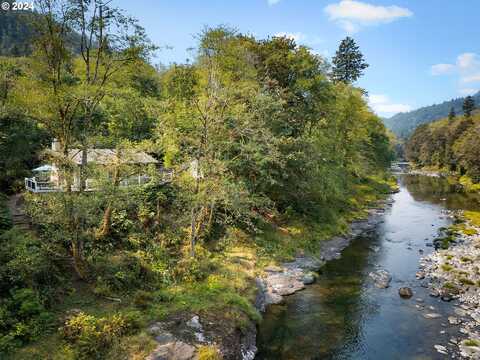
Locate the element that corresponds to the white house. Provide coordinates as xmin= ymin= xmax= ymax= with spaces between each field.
xmin=24 ymin=140 xmax=169 ymax=193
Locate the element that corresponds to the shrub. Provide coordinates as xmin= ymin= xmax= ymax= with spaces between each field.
xmin=0 ymin=288 xmax=55 ymax=355
xmin=441 ymin=264 xmax=453 ymax=272
xmin=463 ymin=339 xmax=480 ymax=347
xmin=0 ymin=194 xmax=12 ymax=231
xmin=133 ymin=290 xmax=154 ymax=309
xmin=92 ymin=252 xmax=152 ymax=293
xmin=61 ymin=312 xmax=135 ymax=359
xmin=198 ymin=345 xmax=222 ymax=360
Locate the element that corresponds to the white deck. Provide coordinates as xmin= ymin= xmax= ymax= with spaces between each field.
xmin=25 ymin=169 xmax=174 ymax=193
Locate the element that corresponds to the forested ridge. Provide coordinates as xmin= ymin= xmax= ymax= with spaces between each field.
xmin=384 ymin=91 xmax=480 ymax=139
xmin=0 ymin=2 xmax=394 ymax=358
xmin=406 ymin=101 xmax=480 ymax=185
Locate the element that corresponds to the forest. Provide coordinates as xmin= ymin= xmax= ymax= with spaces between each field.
xmin=405 ymin=97 xmax=480 ymax=185
xmin=383 ymin=91 xmax=480 ymax=139
xmin=0 ymin=1 xmax=394 ymax=358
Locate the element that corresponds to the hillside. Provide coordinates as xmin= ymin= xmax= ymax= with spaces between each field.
xmin=0 ymin=10 xmax=37 ymax=56
xmin=383 ymin=91 xmax=480 ymax=139
xmin=405 ymin=111 xmax=480 ymax=181
xmin=0 ymin=9 xmax=81 ymax=56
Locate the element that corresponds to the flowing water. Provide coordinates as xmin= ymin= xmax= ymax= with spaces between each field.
xmin=256 ymin=174 xmax=480 ymax=360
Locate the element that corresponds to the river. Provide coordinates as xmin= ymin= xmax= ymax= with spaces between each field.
xmin=256 ymin=173 xmax=480 ymax=360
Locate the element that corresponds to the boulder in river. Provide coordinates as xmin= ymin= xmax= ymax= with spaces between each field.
xmin=424 ymin=313 xmax=442 ymax=319
xmin=302 ymin=272 xmax=315 ymax=285
xmin=369 ymin=269 xmax=392 ymax=288
xmin=398 ymin=287 xmax=413 ymax=299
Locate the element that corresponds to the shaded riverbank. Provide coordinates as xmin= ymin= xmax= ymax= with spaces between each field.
xmin=256 ymin=173 xmax=480 ymax=359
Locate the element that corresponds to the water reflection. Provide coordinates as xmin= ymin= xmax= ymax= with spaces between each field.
xmin=256 ymin=175 xmax=479 ymax=360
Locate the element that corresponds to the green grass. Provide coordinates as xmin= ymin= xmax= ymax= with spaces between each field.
xmin=459 ymin=277 xmax=475 ymax=286
xmin=459 ymin=175 xmax=480 ymax=193
xmin=465 ymin=211 xmax=480 ymax=228
xmin=463 ymin=339 xmax=480 ymax=347
xmin=441 ymin=263 xmax=454 ymax=272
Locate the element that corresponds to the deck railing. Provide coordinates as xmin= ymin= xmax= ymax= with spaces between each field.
xmin=24 ymin=178 xmax=59 ymax=193
xmin=25 ymin=169 xmax=174 ymax=193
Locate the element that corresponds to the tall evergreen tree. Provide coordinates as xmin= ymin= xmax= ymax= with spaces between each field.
xmin=331 ymin=37 xmax=369 ymax=84
xmin=463 ymin=95 xmax=475 ymax=118
xmin=448 ymin=107 xmax=456 ymax=122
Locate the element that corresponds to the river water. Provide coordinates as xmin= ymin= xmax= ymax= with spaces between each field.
xmin=256 ymin=174 xmax=480 ymax=360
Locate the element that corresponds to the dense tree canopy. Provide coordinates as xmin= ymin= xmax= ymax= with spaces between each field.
xmin=406 ymin=111 xmax=480 ymax=181
xmin=0 ymin=6 xmax=394 ymax=357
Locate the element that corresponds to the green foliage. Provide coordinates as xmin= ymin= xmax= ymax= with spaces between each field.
xmin=0 ymin=194 xmax=12 ymax=231
xmin=197 ymin=345 xmax=222 ymax=360
xmin=0 ymin=228 xmax=61 ymax=354
xmin=406 ymin=113 xmax=480 ymax=182
xmin=463 ymin=95 xmax=476 ymax=118
xmin=61 ymin=311 xmax=137 ymax=359
xmin=384 ymin=91 xmax=480 ymax=139
xmin=0 ymin=288 xmax=55 ymax=355
xmin=332 ymin=37 xmax=369 ymax=84
xmin=1 ymin=18 xmax=394 ymax=357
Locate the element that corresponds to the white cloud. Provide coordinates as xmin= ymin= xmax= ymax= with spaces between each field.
xmin=431 ymin=63 xmax=455 ymax=76
xmin=267 ymin=0 xmax=281 ymax=5
xmin=274 ymin=32 xmax=306 ymax=43
xmin=368 ymin=93 xmax=412 ymax=116
xmin=457 ymin=53 xmax=478 ymax=69
xmin=459 ymin=88 xmax=478 ymax=96
xmin=431 ymin=53 xmax=480 ymax=95
xmin=273 ymin=32 xmax=324 ymax=47
xmin=310 ymin=49 xmax=329 ymax=57
xmin=324 ymin=0 xmax=413 ymax=33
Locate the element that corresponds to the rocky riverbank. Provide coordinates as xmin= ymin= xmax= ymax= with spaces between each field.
xmin=144 ymin=199 xmax=393 ymax=360
xmin=419 ymin=211 xmax=480 ymax=359
xmin=256 ymin=204 xmax=390 ymax=310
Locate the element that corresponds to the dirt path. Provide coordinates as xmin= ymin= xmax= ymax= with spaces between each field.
xmin=7 ymin=194 xmax=30 ymax=230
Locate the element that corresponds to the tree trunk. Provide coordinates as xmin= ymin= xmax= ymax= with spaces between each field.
xmin=206 ymin=202 xmax=215 ymax=236
xmin=71 ymin=238 xmax=87 ymax=280
xmin=190 ymin=207 xmax=198 ymax=258
xmin=96 ymin=164 xmax=120 ymax=239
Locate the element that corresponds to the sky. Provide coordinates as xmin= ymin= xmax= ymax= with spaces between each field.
xmin=114 ymin=0 xmax=480 ymax=118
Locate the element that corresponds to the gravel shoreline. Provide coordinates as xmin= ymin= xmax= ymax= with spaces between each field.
xmin=419 ymin=211 xmax=480 ymax=359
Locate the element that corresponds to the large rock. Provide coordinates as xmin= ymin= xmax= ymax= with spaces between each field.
xmin=398 ymin=287 xmax=413 ymax=299
xmin=302 ymin=272 xmax=315 ymax=285
xmin=264 ymin=289 xmax=283 ymax=306
xmin=369 ymin=269 xmax=392 ymax=288
xmin=186 ymin=315 xmax=202 ymax=330
xmin=266 ymin=273 xmax=305 ymax=296
xmin=147 ymin=341 xmax=196 ymax=360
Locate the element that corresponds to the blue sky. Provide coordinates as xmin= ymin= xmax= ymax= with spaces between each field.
xmin=115 ymin=0 xmax=480 ymax=118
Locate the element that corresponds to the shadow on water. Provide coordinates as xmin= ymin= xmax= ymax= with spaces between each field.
xmin=256 ymin=175 xmax=480 ymax=360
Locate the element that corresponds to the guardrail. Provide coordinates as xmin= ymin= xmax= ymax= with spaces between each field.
xmin=24 ymin=178 xmax=59 ymax=193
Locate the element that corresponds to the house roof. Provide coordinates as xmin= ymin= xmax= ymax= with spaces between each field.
xmin=68 ymin=149 xmax=158 ymax=165
xmin=33 ymin=165 xmax=58 ymax=172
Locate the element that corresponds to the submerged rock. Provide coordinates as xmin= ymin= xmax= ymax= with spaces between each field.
xmin=434 ymin=344 xmax=448 ymax=355
xmin=369 ymin=269 xmax=392 ymax=288
xmin=398 ymin=287 xmax=413 ymax=299
xmin=302 ymin=272 xmax=316 ymax=285
xmin=415 ymin=271 xmax=425 ymax=280
xmin=448 ymin=316 xmax=462 ymax=325
xmin=424 ymin=313 xmax=442 ymax=319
